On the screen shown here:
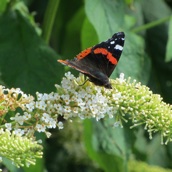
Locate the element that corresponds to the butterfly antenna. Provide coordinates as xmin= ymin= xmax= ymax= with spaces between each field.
xmin=78 ymin=78 xmax=89 ymax=86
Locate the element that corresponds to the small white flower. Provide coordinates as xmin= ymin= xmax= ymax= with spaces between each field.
xmin=64 ymin=71 xmax=75 ymax=80
xmin=53 ymin=93 xmax=60 ymax=100
xmin=10 ymin=113 xmax=25 ymax=125
xmin=25 ymin=102 xmax=35 ymax=112
xmin=112 ymin=92 xmax=122 ymax=100
xmin=23 ymin=112 xmax=31 ymax=120
xmin=58 ymin=122 xmax=64 ymax=129
xmin=5 ymin=123 xmax=12 ymax=131
xmin=36 ymin=92 xmax=43 ymax=101
xmin=14 ymin=129 xmax=25 ymax=136
xmin=47 ymin=118 xmax=56 ymax=129
xmin=64 ymin=106 xmax=71 ymax=113
xmin=77 ymin=89 xmax=87 ymax=98
xmin=41 ymin=93 xmax=49 ymax=101
xmin=41 ymin=113 xmax=50 ymax=123
xmin=54 ymin=103 xmax=63 ymax=110
xmin=15 ymin=88 xmax=23 ymax=94
xmin=35 ymin=100 xmax=46 ymax=110
xmin=36 ymin=124 xmax=46 ymax=132
xmin=0 ymin=129 xmax=4 ymax=134
xmin=37 ymin=139 xmax=43 ymax=144
xmin=113 ymin=121 xmax=121 ymax=127
xmin=119 ymin=73 xmax=125 ymax=83
xmin=90 ymin=105 xmax=98 ymax=115
xmin=61 ymin=94 xmax=70 ymax=105
xmin=77 ymin=98 xmax=85 ymax=107
xmin=45 ymin=131 xmax=52 ymax=138
xmin=73 ymin=107 xmax=78 ymax=113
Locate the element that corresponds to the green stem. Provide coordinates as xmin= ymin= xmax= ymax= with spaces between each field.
xmin=42 ymin=0 xmax=60 ymax=44
xmin=131 ymin=16 xmax=171 ymax=33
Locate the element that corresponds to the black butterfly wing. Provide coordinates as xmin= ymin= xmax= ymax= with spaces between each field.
xmin=58 ymin=58 xmax=110 ymax=88
xmin=66 ymin=32 xmax=125 ymax=78
xmin=90 ymin=32 xmax=125 ymax=77
xmin=58 ymin=32 xmax=125 ymax=88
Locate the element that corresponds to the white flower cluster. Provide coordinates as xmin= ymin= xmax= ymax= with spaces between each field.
xmin=3 ymin=70 xmax=172 ymax=145
xmin=8 ymin=92 xmax=60 ymax=137
xmin=55 ymin=72 xmax=122 ymax=121
xmin=6 ymin=72 xmax=124 ymax=137
xmin=2 ymin=71 xmax=172 ymax=145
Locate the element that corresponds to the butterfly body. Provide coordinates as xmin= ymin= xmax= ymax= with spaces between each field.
xmin=58 ymin=32 xmax=125 ymax=89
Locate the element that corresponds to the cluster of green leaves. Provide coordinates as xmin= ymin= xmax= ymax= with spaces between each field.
xmin=0 ymin=0 xmax=172 ymax=172
xmin=0 ymin=0 xmax=64 ymax=95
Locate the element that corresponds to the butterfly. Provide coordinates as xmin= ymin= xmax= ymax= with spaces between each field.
xmin=58 ymin=32 xmax=125 ymax=89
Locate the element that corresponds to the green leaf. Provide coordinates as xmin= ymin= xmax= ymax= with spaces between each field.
xmin=51 ymin=0 xmax=83 ymax=56
xmin=0 ymin=10 xmax=64 ymax=94
xmin=166 ymin=16 xmax=172 ymax=62
xmin=142 ymin=0 xmax=172 ymax=103
xmin=2 ymin=157 xmax=44 ymax=172
xmin=84 ymin=119 xmax=125 ymax=172
xmin=1 ymin=157 xmax=19 ymax=172
xmin=42 ymin=0 xmax=60 ymax=43
xmin=128 ymin=160 xmax=172 ymax=172
xmin=147 ymin=136 xmax=168 ymax=167
xmin=85 ymin=0 xmax=125 ymax=39
xmin=61 ymin=7 xmax=85 ymax=58
xmin=124 ymin=15 xmax=136 ymax=30
xmin=114 ymin=32 xmax=151 ymax=83
xmin=125 ymin=0 xmax=133 ymax=6
xmin=135 ymin=129 xmax=170 ymax=168
xmin=81 ymin=17 xmax=98 ymax=49
xmin=0 ymin=0 xmax=8 ymax=14
xmin=22 ymin=158 xmax=44 ymax=172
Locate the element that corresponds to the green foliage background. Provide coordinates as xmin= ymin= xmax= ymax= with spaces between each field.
xmin=0 ymin=0 xmax=172 ymax=171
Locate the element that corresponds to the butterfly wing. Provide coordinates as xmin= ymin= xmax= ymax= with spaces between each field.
xmin=90 ymin=32 xmax=125 ymax=77
xmin=58 ymin=58 xmax=110 ymax=88
xmin=58 ymin=32 xmax=125 ymax=88
xmin=71 ymin=32 xmax=125 ymax=77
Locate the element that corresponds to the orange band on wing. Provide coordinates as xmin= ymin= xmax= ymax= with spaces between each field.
xmin=93 ymin=48 xmax=118 ymax=65
xmin=76 ymin=47 xmax=92 ymax=60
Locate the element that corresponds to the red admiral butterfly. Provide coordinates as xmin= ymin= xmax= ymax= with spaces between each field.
xmin=58 ymin=32 xmax=125 ymax=89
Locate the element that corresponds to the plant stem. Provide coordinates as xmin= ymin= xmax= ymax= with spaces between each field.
xmin=132 ymin=16 xmax=171 ymax=33
xmin=42 ymin=0 xmax=60 ymax=44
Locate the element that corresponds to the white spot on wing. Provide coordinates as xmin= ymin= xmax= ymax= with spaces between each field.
xmin=114 ymin=44 xmax=123 ymax=51
xmin=110 ymin=41 xmax=115 ymax=44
